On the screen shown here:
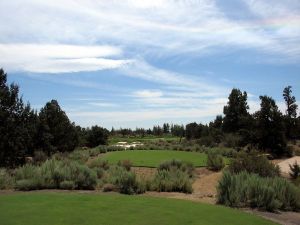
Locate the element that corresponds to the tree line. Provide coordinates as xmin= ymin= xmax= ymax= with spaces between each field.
xmin=1 ymin=68 xmax=299 ymax=167
xmin=0 ymin=69 xmax=108 ymax=167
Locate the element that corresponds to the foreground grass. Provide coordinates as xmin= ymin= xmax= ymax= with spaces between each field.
xmin=0 ymin=193 xmax=276 ymax=225
xmin=102 ymin=150 xmax=228 ymax=167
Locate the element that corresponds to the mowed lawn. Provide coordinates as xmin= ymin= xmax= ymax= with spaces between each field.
xmin=0 ymin=193 xmax=276 ymax=225
xmin=102 ymin=150 xmax=227 ymax=167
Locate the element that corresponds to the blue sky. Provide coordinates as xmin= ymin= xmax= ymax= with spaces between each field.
xmin=0 ymin=0 xmax=299 ymax=128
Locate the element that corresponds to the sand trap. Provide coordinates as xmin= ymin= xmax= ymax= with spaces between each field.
xmin=277 ymin=156 xmax=300 ymax=175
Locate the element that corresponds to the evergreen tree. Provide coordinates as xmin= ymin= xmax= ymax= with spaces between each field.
xmin=254 ymin=96 xmax=286 ymax=156
xmin=283 ymin=86 xmax=298 ymax=139
xmin=38 ymin=100 xmax=78 ymax=155
xmin=0 ymin=69 xmax=38 ymax=167
xmin=223 ymin=89 xmax=250 ymax=133
xmin=86 ymin=125 xmax=109 ymax=147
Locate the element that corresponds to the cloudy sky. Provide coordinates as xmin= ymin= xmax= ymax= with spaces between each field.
xmin=0 ymin=0 xmax=299 ymax=128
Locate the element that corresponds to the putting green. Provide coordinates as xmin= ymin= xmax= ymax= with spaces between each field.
xmin=102 ymin=150 xmax=210 ymax=167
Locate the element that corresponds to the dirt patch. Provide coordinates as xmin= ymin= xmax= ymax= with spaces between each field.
xmin=245 ymin=209 xmax=300 ymax=225
xmin=276 ymin=156 xmax=300 ymax=176
xmin=143 ymin=167 xmax=221 ymax=204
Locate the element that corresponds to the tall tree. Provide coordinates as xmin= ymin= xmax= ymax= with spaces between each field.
xmin=0 ymin=69 xmax=38 ymax=167
xmin=283 ymin=86 xmax=298 ymax=139
xmin=254 ymin=96 xmax=286 ymax=156
xmin=223 ymin=89 xmax=250 ymax=133
xmin=38 ymin=100 xmax=78 ymax=155
xmin=86 ymin=125 xmax=109 ymax=148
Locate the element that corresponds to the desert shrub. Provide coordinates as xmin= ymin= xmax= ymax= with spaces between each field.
xmin=15 ymin=159 xmax=97 ymax=190
xmin=94 ymin=167 xmax=105 ymax=179
xmin=102 ymin=183 xmax=117 ymax=192
xmin=289 ymin=161 xmax=300 ymax=179
xmin=107 ymin=166 xmax=144 ymax=194
xmin=15 ymin=164 xmax=40 ymax=180
xmin=117 ymin=160 xmax=132 ymax=171
xmin=15 ymin=179 xmax=41 ymax=191
xmin=68 ymin=150 xmax=89 ymax=163
xmin=0 ymin=169 xmax=14 ymax=189
xmin=33 ymin=151 xmax=48 ymax=165
xmin=228 ymin=151 xmax=280 ymax=177
xmin=87 ymin=158 xmax=109 ymax=170
xmin=74 ymin=164 xmax=97 ymax=190
xmin=223 ymin=133 xmax=242 ymax=148
xmin=207 ymin=151 xmax=225 ymax=171
xmin=59 ymin=180 xmax=75 ymax=190
xmin=151 ymin=169 xmax=192 ymax=193
xmin=158 ymin=159 xmax=194 ymax=178
xmin=197 ymin=136 xmax=216 ymax=147
xmin=217 ymin=171 xmax=300 ymax=211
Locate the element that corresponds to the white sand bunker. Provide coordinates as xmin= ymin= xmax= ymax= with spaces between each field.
xmin=114 ymin=141 xmax=143 ymax=149
xmin=277 ymin=156 xmax=300 ymax=175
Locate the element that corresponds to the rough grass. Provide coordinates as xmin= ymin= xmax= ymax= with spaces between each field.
xmin=0 ymin=193 xmax=277 ymax=225
xmin=102 ymin=150 xmax=210 ymax=167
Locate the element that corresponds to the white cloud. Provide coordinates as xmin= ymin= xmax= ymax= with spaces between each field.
xmin=0 ymin=0 xmax=299 ymax=61
xmin=133 ymin=90 xmax=163 ymax=98
xmin=0 ymin=44 xmax=131 ymax=73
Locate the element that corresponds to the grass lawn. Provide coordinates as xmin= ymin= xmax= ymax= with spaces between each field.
xmin=0 ymin=193 xmax=277 ymax=225
xmin=102 ymin=150 xmax=226 ymax=167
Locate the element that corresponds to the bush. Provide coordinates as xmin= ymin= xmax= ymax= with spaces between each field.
xmin=228 ymin=151 xmax=280 ymax=177
xmin=0 ymin=169 xmax=14 ymax=189
xmin=33 ymin=151 xmax=48 ymax=165
xmin=107 ymin=166 xmax=145 ymax=194
xmin=102 ymin=183 xmax=117 ymax=192
xmin=158 ymin=159 xmax=194 ymax=178
xmin=15 ymin=159 xmax=97 ymax=190
xmin=87 ymin=158 xmax=109 ymax=170
xmin=207 ymin=151 xmax=225 ymax=171
xmin=68 ymin=150 xmax=89 ymax=163
xmin=151 ymin=169 xmax=192 ymax=193
xmin=289 ymin=161 xmax=300 ymax=179
xmin=59 ymin=180 xmax=75 ymax=190
xmin=117 ymin=160 xmax=132 ymax=171
xmin=217 ymin=171 xmax=300 ymax=211
xmin=15 ymin=179 xmax=41 ymax=191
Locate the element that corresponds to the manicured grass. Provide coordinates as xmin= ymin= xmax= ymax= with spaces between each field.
xmin=102 ymin=150 xmax=224 ymax=167
xmin=0 ymin=193 xmax=277 ymax=225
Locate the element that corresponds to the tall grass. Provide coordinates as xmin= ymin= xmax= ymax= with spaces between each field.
xmin=217 ymin=171 xmax=300 ymax=211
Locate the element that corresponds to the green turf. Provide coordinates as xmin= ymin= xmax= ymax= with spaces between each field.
xmin=102 ymin=150 xmax=226 ymax=167
xmin=0 ymin=193 xmax=277 ymax=225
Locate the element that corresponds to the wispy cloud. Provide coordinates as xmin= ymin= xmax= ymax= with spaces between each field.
xmin=0 ymin=44 xmax=131 ymax=73
xmin=1 ymin=0 xmax=299 ymax=62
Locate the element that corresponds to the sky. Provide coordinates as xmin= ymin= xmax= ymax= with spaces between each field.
xmin=0 ymin=0 xmax=299 ymax=129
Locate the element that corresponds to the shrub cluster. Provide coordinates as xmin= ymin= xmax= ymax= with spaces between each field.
xmin=106 ymin=166 xmax=145 ymax=194
xmin=151 ymin=169 xmax=192 ymax=193
xmin=0 ymin=169 xmax=14 ymax=189
xmin=207 ymin=151 xmax=225 ymax=171
xmin=217 ymin=171 xmax=300 ymax=211
xmin=150 ymin=160 xmax=193 ymax=193
xmin=15 ymin=159 xmax=97 ymax=190
xmin=158 ymin=159 xmax=194 ymax=177
xmin=228 ymin=151 xmax=280 ymax=177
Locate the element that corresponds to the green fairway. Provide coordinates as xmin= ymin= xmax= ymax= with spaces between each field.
xmin=0 ymin=193 xmax=276 ymax=225
xmin=102 ymin=150 xmax=224 ymax=167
